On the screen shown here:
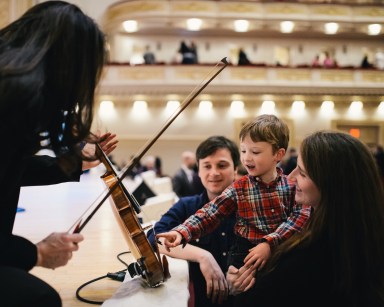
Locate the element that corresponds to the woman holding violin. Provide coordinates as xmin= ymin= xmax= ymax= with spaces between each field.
xmin=0 ymin=1 xmax=113 ymax=306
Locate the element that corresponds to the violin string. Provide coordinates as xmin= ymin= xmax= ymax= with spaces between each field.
xmin=69 ymin=57 xmax=229 ymax=233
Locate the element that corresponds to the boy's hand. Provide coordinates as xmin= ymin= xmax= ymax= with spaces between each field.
xmin=156 ymin=231 xmax=183 ymax=252
xmin=243 ymin=242 xmax=271 ymax=270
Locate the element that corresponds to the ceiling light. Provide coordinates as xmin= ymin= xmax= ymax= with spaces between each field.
xmin=133 ymin=100 xmax=147 ymax=112
xmin=377 ymin=101 xmax=384 ymax=116
xmin=187 ymin=18 xmax=202 ymax=31
xmin=368 ymin=24 xmax=382 ymax=35
xmin=230 ymin=100 xmax=245 ymax=117
xmin=280 ymin=21 xmax=295 ymax=33
xmin=123 ymin=20 xmax=138 ymax=32
xmin=234 ymin=20 xmax=249 ymax=32
xmin=260 ymin=100 xmax=275 ymax=114
xmin=291 ymin=100 xmax=305 ymax=113
xmin=348 ymin=101 xmax=363 ymax=117
xmin=166 ymin=100 xmax=181 ymax=114
xmin=199 ymin=100 xmax=212 ymax=112
xmin=320 ymin=100 xmax=334 ymax=116
xmin=324 ymin=22 xmax=339 ymax=35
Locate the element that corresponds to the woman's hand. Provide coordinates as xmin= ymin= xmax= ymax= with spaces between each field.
xmin=82 ymin=132 xmax=118 ymax=170
xmin=156 ymin=231 xmax=183 ymax=252
xmin=36 ymin=232 xmax=84 ymax=269
xmin=226 ymin=265 xmax=256 ymax=296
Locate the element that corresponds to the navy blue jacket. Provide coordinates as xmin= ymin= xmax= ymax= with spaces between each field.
xmin=147 ymin=191 xmax=235 ymax=307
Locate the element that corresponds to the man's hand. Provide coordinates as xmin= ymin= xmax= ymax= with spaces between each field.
xmin=82 ymin=132 xmax=118 ymax=170
xmin=226 ymin=265 xmax=256 ymax=296
xmin=156 ymin=231 xmax=183 ymax=252
xmin=244 ymin=242 xmax=271 ymax=270
xmin=36 ymin=232 xmax=84 ymax=269
xmin=198 ymin=251 xmax=229 ymax=304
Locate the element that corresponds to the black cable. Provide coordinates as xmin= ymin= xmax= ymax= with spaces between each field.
xmin=75 ymin=251 xmax=131 ymax=305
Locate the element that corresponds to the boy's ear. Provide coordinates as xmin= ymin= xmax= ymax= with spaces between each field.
xmin=275 ymin=148 xmax=286 ymax=162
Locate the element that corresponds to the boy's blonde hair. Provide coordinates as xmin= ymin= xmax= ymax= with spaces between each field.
xmin=239 ymin=115 xmax=289 ymax=153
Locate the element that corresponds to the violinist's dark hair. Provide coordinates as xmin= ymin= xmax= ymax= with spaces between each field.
xmin=269 ymin=131 xmax=384 ymax=305
xmin=0 ymin=1 xmax=106 ymax=155
xmin=196 ymin=136 xmax=240 ymax=170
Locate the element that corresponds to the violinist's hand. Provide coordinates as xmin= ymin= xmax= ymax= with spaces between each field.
xmin=156 ymin=231 xmax=183 ymax=252
xmin=243 ymin=242 xmax=271 ymax=271
xmin=82 ymin=132 xmax=118 ymax=171
xmin=199 ymin=251 xmax=229 ymax=304
xmin=226 ymin=265 xmax=256 ymax=296
xmin=36 ymin=232 xmax=84 ymax=269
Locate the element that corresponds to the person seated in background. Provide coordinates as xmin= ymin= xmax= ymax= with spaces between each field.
xmin=148 ymin=136 xmax=240 ymax=307
xmin=323 ymin=51 xmax=337 ymax=68
xmin=227 ymin=131 xmax=384 ymax=307
xmin=172 ymin=151 xmax=203 ymax=198
xmin=281 ymin=147 xmax=298 ymax=175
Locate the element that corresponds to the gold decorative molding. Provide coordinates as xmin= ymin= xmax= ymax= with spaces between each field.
xmin=275 ymin=69 xmax=311 ymax=81
xmin=116 ymin=66 xmax=165 ymax=80
xmin=265 ymin=4 xmax=307 ymax=15
xmin=311 ymin=5 xmax=351 ymax=16
xmin=320 ymin=70 xmax=354 ymax=82
xmin=361 ymin=71 xmax=384 ymax=83
xmin=219 ymin=3 xmax=262 ymax=14
xmin=171 ymin=1 xmax=216 ymax=13
xmin=105 ymin=1 xmax=165 ymax=22
xmin=174 ymin=67 xmax=214 ymax=80
xmin=230 ymin=68 xmax=267 ymax=80
xmin=353 ymin=7 xmax=384 ymax=17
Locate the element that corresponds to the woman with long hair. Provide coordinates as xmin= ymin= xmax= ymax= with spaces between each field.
xmin=0 ymin=1 xmax=111 ymax=306
xmin=228 ymin=131 xmax=384 ymax=306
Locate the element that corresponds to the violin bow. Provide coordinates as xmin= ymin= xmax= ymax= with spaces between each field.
xmin=69 ymin=57 xmax=229 ymax=234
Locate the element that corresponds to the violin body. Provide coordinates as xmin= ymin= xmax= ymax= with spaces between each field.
xmin=98 ymin=146 xmax=169 ymax=287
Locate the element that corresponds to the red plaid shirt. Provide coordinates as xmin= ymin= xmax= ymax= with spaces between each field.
xmin=174 ymin=168 xmax=311 ymax=247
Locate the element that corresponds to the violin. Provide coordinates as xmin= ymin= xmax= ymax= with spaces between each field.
xmin=70 ymin=57 xmax=229 ymax=287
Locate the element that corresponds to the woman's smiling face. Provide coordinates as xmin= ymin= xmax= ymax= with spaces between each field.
xmin=288 ymin=154 xmax=321 ymax=208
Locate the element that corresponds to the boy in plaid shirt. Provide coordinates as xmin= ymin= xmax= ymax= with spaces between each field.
xmin=158 ymin=114 xmax=310 ymax=273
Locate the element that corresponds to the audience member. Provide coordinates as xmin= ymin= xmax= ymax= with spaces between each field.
xmin=0 ymin=1 xmax=111 ymax=306
xmin=238 ymin=48 xmax=251 ymax=65
xmin=311 ymin=54 xmax=321 ymax=67
xmin=143 ymin=45 xmax=156 ymax=64
xmin=227 ymin=131 xmax=384 ymax=307
xmin=148 ymin=136 xmax=240 ymax=307
xmin=157 ymin=115 xmax=311 ymax=300
xmin=361 ymin=54 xmax=373 ymax=68
xmin=179 ymin=41 xmax=196 ymax=64
xmin=190 ymin=41 xmax=199 ymax=64
xmin=323 ymin=51 xmax=337 ymax=68
xmin=282 ymin=147 xmax=298 ymax=175
xmin=172 ymin=151 xmax=202 ymax=197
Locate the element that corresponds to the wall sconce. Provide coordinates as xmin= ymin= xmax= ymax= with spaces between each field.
xmin=368 ymin=24 xmax=382 ymax=35
xmin=280 ymin=21 xmax=295 ymax=33
xmin=348 ymin=101 xmax=363 ymax=117
xmin=324 ymin=22 xmax=339 ymax=35
xmin=166 ymin=100 xmax=181 ymax=115
xmin=187 ymin=18 xmax=202 ymax=31
xmin=123 ymin=20 xmax=138 ymax=32
xmin=234 ymin=20 xmax=249 ymax=32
